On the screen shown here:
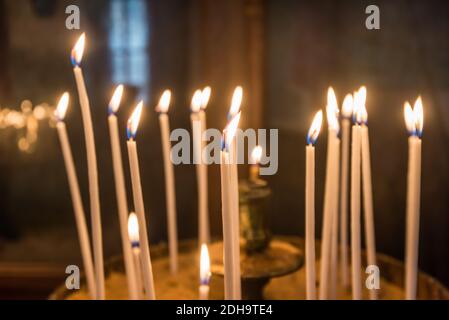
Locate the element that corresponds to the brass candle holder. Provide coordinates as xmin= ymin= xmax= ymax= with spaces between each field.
xmin=210 ymin=174 xmax=304 ymax=299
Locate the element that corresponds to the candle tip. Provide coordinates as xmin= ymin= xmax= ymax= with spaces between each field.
xmin=307 ymin=110 xmax=323 ymax=145
xmin=200 ymin=243 xmax=211 ymax=285
xmin=108 ymin=85 xmax=124 ymax=115
xmin=156 ymin=90 xmax=171 ymax=113
xmin=191 ymin=90 xmax=202 ymax=113
xmin=222 ymin=112 xmax=241 ymax=151
xmin=55 ymin=92 xmax=70 ymax=121
xmin=326 ymin=87 xmax=339 ymax=132
xmin=127 ymin=212 xmax=140 ymax=247
xmin=71 ymin=33 xmax=85 ymax=67
xmin=127 ymin=101 xmax=144 ymax=140
xmin=201 ymin=86 xmax=211 ymax=110
xmin=404 ymin=97 xmax=424 ymax=137
xmin=228 ymin=86 xmax=243 ymax=120
xmin=251 ymin=145 xmax=263 ymax=164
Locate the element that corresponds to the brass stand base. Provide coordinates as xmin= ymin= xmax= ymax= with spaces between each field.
xmin=210 ymin=238 xmax=304 ymax=299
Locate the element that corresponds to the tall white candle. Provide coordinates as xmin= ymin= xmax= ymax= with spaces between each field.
xmin=156 ymin=90 xmax=179 ymax=275
xmin=199 ymin=243 xmax=211 ymax=300
xmin=107 ymin=85 xmax=139 ymax=300
xmin=191 ymin=90 xmax=210 ymax=246
xmin=350 ymin=92 xmax=363 ymax=300
xmin=126 ymin=102 xmax=156 ymax=300
xmin=305 ymin=110 xmax=323 ymax=300
xmin=55 ymin=93 xmax=96 ymax=299
xmin=330 ymin=137 xmax=340 ymax=299
xmin=71 ymin=34 xmax=105 ymax=299
xmin=339 ymin=94 xmax=353 ymax=289
xmin=319 ymin=87 xmax=339 ymax=300
xmin=128 ymin=212 xmax=144 ymax=299
xmin=359 ymin=90 xmax=378 ymax=300
xmin=220 ymin=112 xmax=242 ymax=300
xmin=404 ymin=98 xmax=424 ymax=300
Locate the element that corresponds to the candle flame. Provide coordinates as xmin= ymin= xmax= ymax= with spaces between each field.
xmin=201 ymin=86 xmax=211 ymax=110
xmin=191 ymin=90 xmax=202 ymax=113
xmin=326 ymin=87 xmax=339 ymax=132
xmin=228 ymin=86 xmax=243 ymax=118
xmin=127 ymin=212 xmax=140 ymax=246
xmin=251 ymin=145 xmax=263 ymax=164
xmin=71 ymin=33 xmax=85 ymax=67
xmin=157 ymin=90 xmax=171 ymax=113
xmin=200 ymin=243 xmax=211 ymax=285
xmin=342 ymin=94 xmax=353 ymax=118
xmin=222 ymin=112 xmax=241 ymax=151
xmin=307 ymin=110 xmax=323 ymax=145
xmin=353 ymin=87 xmax=366 ymax=125
xmin=108 ymin=85 xmax=124 ymax=115
xmin=404 ymin=97 xmax=424 ymax=137
xmin=55 ymin=92 xmax=70 ymax=121
xmin=127 ymin=101 xmax=143 ymax=140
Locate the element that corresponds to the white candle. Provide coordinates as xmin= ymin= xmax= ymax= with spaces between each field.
xmin=220 ymin=112 xmax=242 ymax=300
xmin=107 ymin=85 xmax=139 ymax=300
xmin=156 ymin=90 xmax=179 ymax=275
xmin=191 ymin=90 xmax=210 ymax=246
xmin=55 ymin=93 xmax=96 ymax=299
xmin=359 ymin=89 xmax=378 ymax=300
xmin=404 ymin=98 xmax=424 ymax=300
xmin=305 ymin=110 xmax=323 ymax=300
xmin=330 ymin=137 xmax=340 ymax=299
xmin=350 ymin=92 xmax=363 ymax=300
xmin=126 ymin=102 xmax=156 ymax=300
xmin=128 ymin=212 xmax=144 ymax=299
xmin=319 ymin=87 xmax=339 ymax=300
xmin=339 ymin=94 xmax=353 ymax=289
xmin=199 ymin=243 xmax=211 ymax=300
xmin=71 ymin=34 xmax=105 ymax=299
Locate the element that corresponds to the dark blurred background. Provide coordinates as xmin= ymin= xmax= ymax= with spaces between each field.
xmin=0 ymin=0 xmax=449 ymax=298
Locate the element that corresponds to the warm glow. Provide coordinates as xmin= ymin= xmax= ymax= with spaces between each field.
xmin=127 ymin=212 xmax=140 ymax=245
xmin=55 ymin=92 xmax=70 ymax=121
xmin=361 ymin=104 xmax=368 ymax=124
xmin=157 ymin=90 xmax=171 ymax=113
xmin=307 ymin=110 xmax=323 ymax=145
xmin=71 ymin=33 xmax=85 ymax=66
xmin=191 ymin=90 xmax=202 ymax=113
xmin=229 ymin=86 xmax=243 ymax=117
xmin=414 ymin=96 xmax=424 ymax=136
xmin=201 ymin=86 xmax=211 ymax=110
xmin=342 ymin=94 xmax=353 ymax=118
xmin=353 ymin=88 xmax=366 ymax=125
xmin=251 ymin=145 xmax=263 ymax=164
xmin=200 ymin=243 xmax=211 ymax=285
xmin=127 ymin=101 xmax=143 ymax=140
xmin=108 ymin=85 xmax=124 ymax=114
xmin=223 ymin=112 xmax=241 ymax=151
xmin=404 ymin=97 xmax=424 ymax=137
xmin=326 ymin=87 xmax=339 ymax=132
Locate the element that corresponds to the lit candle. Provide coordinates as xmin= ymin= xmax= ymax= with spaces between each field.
xmin=71 ymin=33 xmax=105 ymax=299
xmin=191 ymin=90 xmax=210 ymax=246
xmin=350 ymin=89 xmax=364 ymax=300
xmin=55 ymin=92 xmax=96 ymax=299
xmin=126 ymin=102 xmax=156 ymax=300
xmin=249 ymin=145 xmax=262 ymax=181
xmin=330 ymin=132 xmax=341 ymax=299
xmin=404 ymin=97 xmax=424 ymax=300
xmin=156 ymin=90 xmax=179 ymax=275
xmin=199 ymin=243 xmax=211 ymax=300
xmin=319 ymin=87 xmax=339 ymax=300
xmin=359 ymin=87 xmax=378 ymax=300
xmin=128 ymin=212 xmax=144 ymax=299
xmin=220 ymin=112 xmax=242 ymax=300
xmin=339 ymin=93 xmax=353 ymax=289
xmin=227 ymin=87 xmax=243 ymax=299
xmin=107 ymin=85 xmax=139 ymax=300
xmin=305 ymin=110 xmax=323 ymax=300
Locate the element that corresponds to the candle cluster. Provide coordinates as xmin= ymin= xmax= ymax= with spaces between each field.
xmin=305 ymin=86 xmax=424 ymax=300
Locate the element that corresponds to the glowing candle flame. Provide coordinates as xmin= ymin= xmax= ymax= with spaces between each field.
xmin=55 ymin=92 xmax=70 ymax=121
xmin=201 ymin=86 xmax=211 ymax=110
xmin=404 ymin=97 xmax=424 ymax=137
xmin=251 ymin=145 xmax=263 ymax=164
xmin=361 ymin=104 xmax=368 ymax=125
xmin=191 ymin=90 xmax=202 ymax=113
xmin=228 ymin=86 xmax=243 ymax=118
xmin=222 ymin=112 xmax=241 ymax=151
xmin=307 ymin=110 xmax=323 ymax=145
xmin=127 ymin=212 xmax=140 ymax=247
xmin=353 ymin=87 xmax=366 ymax=125
xmin=156 ymin=90 xmax=171 ymax=113
xmin=200 ymin=243 xmax=211 ymax=285
xmin=127 ymin=101 xmax=143 ymax=140
xmin=342 ymin=94 xmax=353 ymax=118
xmin=108 ymin=85 xmax=124 ymax=115
xmin=326 ymin=87 xmax=339 ymax=132
xmin=71 ymin=33 xmax=85 ymax=67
